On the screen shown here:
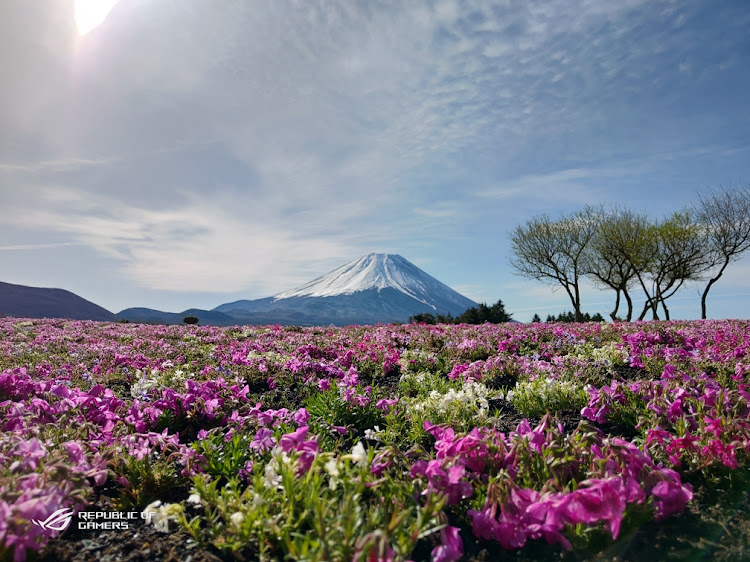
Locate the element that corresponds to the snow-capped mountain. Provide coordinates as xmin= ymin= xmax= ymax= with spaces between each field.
xmin=214 ymin=253 xmax=477 ymax=325
xmin=274 ymin=253 xmax=472 ymax=309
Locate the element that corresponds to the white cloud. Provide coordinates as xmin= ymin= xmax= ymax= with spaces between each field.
xmin=3 ymin=186 xmax=361 ymax=294
xmin=0 ymin=157 xmax=118 ymax=173
xmin=412 ymin=202 xmax=459 ymax=220
xmin=475 ymin=168 xmax=604 ymax=205
xmin=0 ymin=243 xmax=79 ymax=251
xmin=2 ymin=0 xmax=747 ymax=313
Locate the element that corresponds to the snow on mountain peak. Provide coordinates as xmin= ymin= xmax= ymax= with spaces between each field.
xmin=273 ymin=253 xmax=475 ymax=311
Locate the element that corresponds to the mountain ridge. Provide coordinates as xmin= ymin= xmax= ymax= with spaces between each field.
xmin=0 ymin=281 xmax=117 ymax=322
xmin=213 ymin=253 xmax=477 ymax=324
xmin=4 ymin=254 xmax=480 ymax=326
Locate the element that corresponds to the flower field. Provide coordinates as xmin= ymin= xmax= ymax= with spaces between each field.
xmin=1 ymin=317 xmax=749 ymax=561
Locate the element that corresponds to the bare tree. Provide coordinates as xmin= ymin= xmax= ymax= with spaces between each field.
xmin=509 ymin=207 xmax=598 ymax=322
xmin=693 ymin=183 xmax=750 ymax=319
xmin=636 ymin=210 xmax=714 ymax=320
xmin=585 ymin=206 xmax=649 ymax=321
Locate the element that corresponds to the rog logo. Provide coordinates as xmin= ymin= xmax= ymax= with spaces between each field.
xmin=31 ymin=508 xmax=74 ymax=531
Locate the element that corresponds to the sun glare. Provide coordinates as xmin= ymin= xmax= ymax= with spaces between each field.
xmin=75 ymin=0 xmax=120 ymax=35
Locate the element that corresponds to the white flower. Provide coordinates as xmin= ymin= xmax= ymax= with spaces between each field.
xmin=324 ymin=458 xmax=341 ymax=490
xmin=130 ymin=370 xmax=160 ymax=398
xmin=350 ymin=442 xmax=367 ymax=466
xmin=230 ymin=512 xmax=245 ymax=528
xmin=142 ymin=500 xmax=180 ymax=533
xmin=364 ymin=426 xmax=382 ymax=442
xmin=187 ymin=494 xmax=201 ymax=505
xmin=264 ymin=458 xmax=281 ymax=489
xmin=406 ymin=381 xmax=493 ymax=428
xmin=324 ymin=458 xmax=340 ymax=479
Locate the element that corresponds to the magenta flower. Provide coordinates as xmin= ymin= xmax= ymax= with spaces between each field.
xmin=293 ymin=407 xmax=310 ymax=425
xmin=352 ymin=394 xmax=371 ymax=407
xmin=447 ymin=363 xmax=469 ymax=381
xmin=364 ymin=543 xmax=395 ymax=562
xmin=279 ymin=426 xmax=309 ymax=452
xmin=431 ymin=526 xmax=463 ymax=562
xmin=494 ymin=520 xmax=527 ymax=550
xmin=250 ymin=428 xmax=276 ymax=452
xmin=646 ymin=428 xmax=670 ymax=446
xmin=375 ymin=398 xmax=398 ymax=411
xmin=651 ymin=479 xmax=693 ymax=520
xmin=562 ymin=478 xmax=626 ymax=539
xmin=524 ymin=500 xmax=571 ymax=549
xmin=12 ymin=439 xmax=47 ymax=471
xmin=467 ymin=508 xmax=500 ymax=541
xmin=411 ymin=460 xmax=472 ymax=505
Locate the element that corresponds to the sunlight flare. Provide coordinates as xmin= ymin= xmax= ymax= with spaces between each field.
xmin=75 ymin=0 xmax=120 ymax=35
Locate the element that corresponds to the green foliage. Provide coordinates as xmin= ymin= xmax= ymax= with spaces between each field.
xmin=398 ymin=349 xmax=449 ymax=378
xmin=546 ymin=311 xmax=605 ymax=323
xmin=455 ymin=300 xmax=513 ymax=323
xmin=193 ymin=429 xmax=256 ymax=482
xmin=111 ymin=456 xmax=186 ymax=511
xmin=304 ymin=387 xmax=387 ymax=436
xmin=183 ymin=315 xmax=199 ymax=325
xmin=409 ymin=299 xmax=513 ymax=324
xmin=408 ymin=312 xmax=439 ymax=324
xmin=598 ymin=384 xmax=650 ymax=437
xmin=178 ymin=448 xmax=447 ymax=560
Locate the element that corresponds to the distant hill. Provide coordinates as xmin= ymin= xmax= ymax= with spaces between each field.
xmin=1 ymin=254 xmax=487 ymax=327
xmin=116 ymin=307 xmax=238 ymax=326
xmin=0 ymin=281 xmax=117 ymax=321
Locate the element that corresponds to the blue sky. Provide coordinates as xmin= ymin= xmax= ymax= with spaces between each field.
xmin=1 ymin=0 xmax=749 ymax=322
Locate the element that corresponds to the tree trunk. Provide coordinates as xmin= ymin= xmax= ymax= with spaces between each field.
xmin=657 ymin=278 xmax=682 ymax=322
xmin=623 ymin=290 xmax=634 ymax=322
xmin=635 ymin=272 xmax=654 ymax=321
xmin=701 ymin=258 xmax=730 ymax=320
xmin=638 ymin=295 xmax=660 ymax=321
xmin=638 ymin=299 xmax=651 ymax=321
xmin=610 ymin=289 xmax=621 ymax=321
xmin=573 ymin=283 xmax=583 ymax=322
xmin=652 ymin=282 xmax=661 ymax=319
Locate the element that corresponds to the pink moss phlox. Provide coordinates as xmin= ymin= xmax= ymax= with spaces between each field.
xmin=410 ymin=459 xmax=473 ymax=505
xmin=278 ymin=425 xmax=320 ymax=474
xmin=431 ymin=525 xmax=463 ymax=562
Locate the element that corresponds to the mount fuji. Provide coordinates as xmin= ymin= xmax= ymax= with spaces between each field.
xmin=6 ymin=254 xmax=479 ymax=325
xmin=212 ymin=253 xmax=477 ymax=326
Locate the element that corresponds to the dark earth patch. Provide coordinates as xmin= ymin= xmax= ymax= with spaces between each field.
xmin=39 ymin=517 xmax=222 ymax=562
